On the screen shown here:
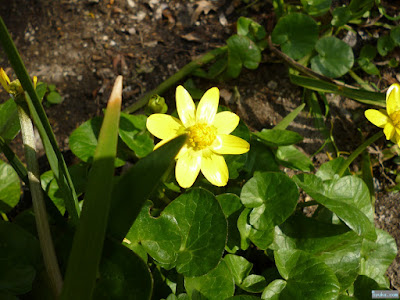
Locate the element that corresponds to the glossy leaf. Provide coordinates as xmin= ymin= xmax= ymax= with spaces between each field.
xmin=69 ymin=117 xmax=125 ymax=166
xmin=275 ymin=145 xmax=314 ymax=172
xmin=294 ymin=174 xmax=376 ymax=240
xmin=129 ymin=188 xmax=227 ymax=277
xmin=241 ymin=172 xmax=299 ymax=230
xmin=0 ymin=99 xmax=19 ymax=141
xmin=271 ymin=13 xmax=318 ymax=60
xmin=226 ymin=35 xmax=261 ymax=78
xmin=311 ymin=36 xmax=354 ymax=78
xmin=254 ymin=129 xmax=303 ymax=147
xmin=360 ymin=228 xmax=397 ymax=288
xmin=274 ymin=214 xmax=362 ymax=291
xmin=261 ymin=279 xmax=286 ymax=300
xmin=243 ymin=139 xmax=280 ymax=175
xmin=93 ymin=239 xmax=152 ymax=300
xmin=119 ymin=113 xmax=153 ymax=158
xmin=273 ymin=249 xmax=340 ymax=299
xmin=0 ymin=159 xmax=20 ymax=213
xmin=237 ymin=17 xmax=266 ymax=42
xmin=224 ymin=254 xmax=253 ymax=285
xmin=241 ymin=275 xmax=267 ymax=293
xmin=315 ymin=157 xmax=350 ymax=181
xmin=184 ymin=260 xmax=235 ymax=300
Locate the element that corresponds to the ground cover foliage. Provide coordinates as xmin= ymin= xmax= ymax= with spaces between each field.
xmin=0 ymin=0 xmax=399 ymax=299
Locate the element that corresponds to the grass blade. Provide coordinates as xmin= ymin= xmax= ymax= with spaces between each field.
xmin=0 ymin=17 xmax=80 ymax=223
xmin=274 ymin=103 xmax=305 ymax=130
xmin=61 ymin=76 xmax=123 ymax=300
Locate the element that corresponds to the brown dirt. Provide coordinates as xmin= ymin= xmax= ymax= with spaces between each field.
xmin=0 ymin=0 xmax=399 ymax=291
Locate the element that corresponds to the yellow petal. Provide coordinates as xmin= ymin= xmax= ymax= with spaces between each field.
xmin=201 ymin=151 xmax=228 ymax=187
xmin=176 ymin=85 xmax=196 ymax=127
xmin=386 ymin=83 xmax=400 ymax=116
xmin=196 ymin=87 xmax=219 ymax=125
xmin=365 ymin=109 xmax=389 ymax=128
xmin=213 ymin=111 xmax=240 ymax=134
xmin=176 ymin=149 xmax=201 ymax=188
xmin=395 ymin=133 xmax=400 ymax=148
xmin=147 ymin=114 xmax=184 ymax=140
xmin=0 ymin=68 xmax=10 ymax=92
xmin=383 ymin=122 xmax=395 ymax=140
xmin=212 ymin=134 xmax=250 ymax=155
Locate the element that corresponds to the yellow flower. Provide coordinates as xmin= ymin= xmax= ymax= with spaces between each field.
xmin=365 ymin=83 xmax=400 ymax=146
xmin=0 ymin=68 xmax=11 ymax=93
xmin=146 ymin=85 xmax=250 ymax=188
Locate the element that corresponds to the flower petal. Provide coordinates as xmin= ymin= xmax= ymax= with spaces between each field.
xmin=213 ymin=111 xmax=240 ymax=134
xmin=384 ymin=122 xmax=395 ymax=140
xmin=176 ymin=85 xmax=196 ymax=127
xmin=196 ymin=87 xmax=219 ymax=125
xmin=386 ymin=83 xmax=400 ymax=116
xmin=212 ymin=134 xmax=250 ymax=155
xmin=201 ymin=151 xmax=228 ymax=187
xmin=0 ymin=68 xmax=10 ymax=92
xmin=365 ymin=109 xmax=389 ymax=128
xmin=176 ymin=149 xmax=201 ymax=188
xmin=147 ymin=114 xmax=184 ymax=140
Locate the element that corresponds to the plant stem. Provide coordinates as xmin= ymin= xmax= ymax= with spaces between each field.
xmin=123 ymin=46 xmax=227 ymax=113
xmin=16 ymin=102 xmax=63 ymax=298
xmin=338 ymin=131 xmax=384 ymax=177
xmin=348 ymin=70 xmax=375 ymax=92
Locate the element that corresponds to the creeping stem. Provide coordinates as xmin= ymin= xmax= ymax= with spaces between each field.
xmin=16 ymin=98 xmax=63 ymax=297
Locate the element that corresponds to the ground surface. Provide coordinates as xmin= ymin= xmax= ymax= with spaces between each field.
xmin=0 ymin=0 xmax=399 ymax=291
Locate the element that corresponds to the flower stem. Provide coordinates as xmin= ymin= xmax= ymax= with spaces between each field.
xmin=16 ymin=101 xmax=63 ymax=298
xmin=337 ymin=131 xmax=384 ymax=177
xmin=123 ymin=46 xmax=228 ymax=114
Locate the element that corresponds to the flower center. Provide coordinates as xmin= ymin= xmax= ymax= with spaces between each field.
xmin=391 ymin=111 xmax=400 ymax=127
xmin=187 ymin=123 xmax=217 ymax=150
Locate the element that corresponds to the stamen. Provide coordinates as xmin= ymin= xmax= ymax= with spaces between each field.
xmin=187 ymin=123 xmax=217 ymax=150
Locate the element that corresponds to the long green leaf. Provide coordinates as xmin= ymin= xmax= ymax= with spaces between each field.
xmin=290 ymin=74 xmax=385 ymax=107
xmin=274 ymin=103 xmax=305 ymax=130
xmin=60 ymin=77 xmax=123 ymax=300
xmin=107 ymin=134 xmax=187 ymax=241
xmin=0 ymin=17 xmax=80 ymax=223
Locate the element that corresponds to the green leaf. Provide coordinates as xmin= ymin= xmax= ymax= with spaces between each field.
xmin=271 ymin=13 xmax=318 ymax=60
xmin=226 ymin=35 xmax=261 ymax=78
xmin=0 ymin=221 xmax=41 ymax=295
xmin=254 ymin=129 xmax=303 ymax=147
xmin=262 ymin=279 xmax=286 ymax=300
xmin=46 ymin=91 xmax=63 ymax=104
xmin=93 ymin=239 xmax=152 ymax=300
xmin=289 ymin=74 xmax=385 ymax=107
xmin=294 ymin=174 xmax=377 ymax=240
xmin=311 ymin=36 xmax=354 ymax=78
xmin=240 ymin=172 xmax=299 ymax=230
xmin=360 ymin=44 xmax=376 ymax=60
xmin=274 ymin=214 xmax=362 ymax=291
xmin=119 ymin=113 xmax=153 ymax=158
xmin=275 ymin=145 xmax=314 ymax=172
xmin=243 ymin=139 xmax=280 ymax=175
xmin=315 ymin=157 xmax=350 ymax=181
xmin=0 ymin=160 xmax=20 ymax=213
xmin=331 ymin=6 xmax=352 ymax=27
xmin=227 ymin=296 xmax=260 ymax=300
xmin=69 ymin=117 xmax=125 ymax=166
xmin=237 ymin=17 xmax=266 ymax=42
xmin=0 ymin=99 xmax=19 ymax=141
xmin=358 ymin=45 xmax=379 ymax=75
xmin=377 ymin=35 xmax=395 ymax=57
xmin=360 ymin=228 xmax=397 ymax=288
xmin=272 ymin=249 xmax=340 ymax=299
xmin=241 ymin=274 xmax=267 ymax=293
xmin=107 ymin=135 xmax=186 ymax=240
xmin=130 ymin=188 xmax=227 ymax=277
xmin=301 ymin=0 xmax=332 ymax=16
xmin=224 ymin=254 xmax=253 ymax=285
xmin=274 ymin=103 xmax=306 ymax=130
xmin=61 ymin=77 xmax=123 ymax=300
xmin=184 ymin=260 xmax=235 ymax=300
xmin=390 ymin=25 xmax=400 ymax=46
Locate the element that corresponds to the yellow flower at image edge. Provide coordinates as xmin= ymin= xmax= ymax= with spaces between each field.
xmin=365 ymin=83 xmax=400 ymax=146
xmin=146 ymin=85 xmax=250 ymax=188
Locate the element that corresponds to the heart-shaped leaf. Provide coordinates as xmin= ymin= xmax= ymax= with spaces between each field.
xmin=311 ymin=36 xmax=354 ymax=78
xmin=275 ymin=145 xmax=314 ymax=172
xmin=301 ymin=0 xmax=332 ymax=16
xmin=130 ymin=188 xmax=227 ymax=277
xmin=271 ymin=13 xmax=318 ymax=60
xmin=184 ymin=260 xmax=235 ymax=300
